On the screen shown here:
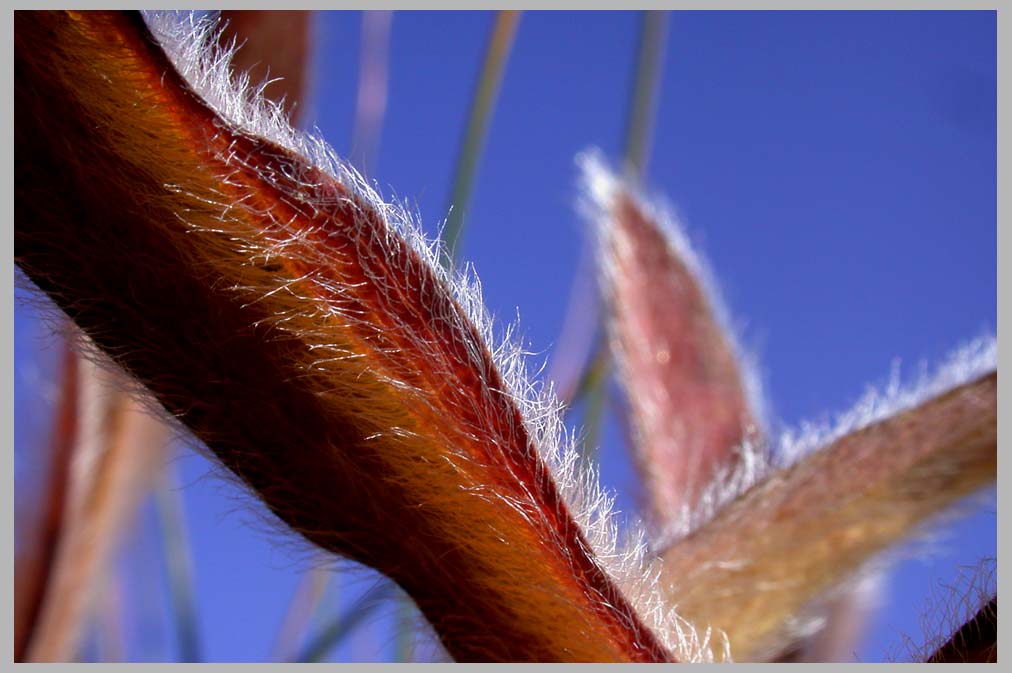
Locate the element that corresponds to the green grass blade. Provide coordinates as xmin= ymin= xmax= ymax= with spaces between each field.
xmin=270 ymin=560 xmax=332 ymax=661
xmin=578 ymin=11 xmax=668 ymax=447
xmin=442 ymin=10 xmax=521 ymax=262
xmin=624 ymin=11 xmax=668 ymax=178
xmin=152 ymin=464 xmax=202 ymax=663
xmin=394 ymin=593 xmax=416 ymax=662
xmin=295 ymin=581 xmax=396 ymax=662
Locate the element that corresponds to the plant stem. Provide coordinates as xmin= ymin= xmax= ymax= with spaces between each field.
xmin=350 ymin=10 xmax=392 ymax=175
xmin=578 ymin=10 xmax=668 ymax=447
xmin=297 ymin=582 xmax=395 ymax=662
xmin=270 ymin=559 xmax=331 ymax=661
xmin=442 ymin=10 xmax=521 ymax=262
xmin=153 ymin=465 xmax=201 ymax=663
xmin=624 ymin=11 xmax=668 ymax=179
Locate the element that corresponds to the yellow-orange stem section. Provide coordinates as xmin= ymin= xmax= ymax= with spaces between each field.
xmin=660 ymin=373 xmax=996 ymax=661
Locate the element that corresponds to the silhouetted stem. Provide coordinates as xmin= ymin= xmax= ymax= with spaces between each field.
xmin=925 ymin=597 xmax=996 ymax=663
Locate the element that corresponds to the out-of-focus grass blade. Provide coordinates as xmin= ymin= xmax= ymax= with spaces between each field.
xmin=578 ymin=10 xmax=668 ymax=451
xmin=394 ymin=591 xmax=416 ymax=662
xmin=296 ymin=582 xmax=396 ymax=662
xmin=14 ymin=337 xmax=78 ymax=662
xmin=544 ymin=242 xmax=599 ymax=407
xmin=350 ymin=11 xmax=393 ymax=175
xmin=624 ymin=12 xmax=667 ymax=179
xmin=153 ymin=464 xmax=202 ymax=663
xmin=442 ymin=10 xmax=520 ymax=262
xmin=577 ymin=347 xmax=609 ymax=462
xmin=270 ymin=559 xmax=332 ymax=661
xmin=22 ymin=341 xmax=171 ymax=663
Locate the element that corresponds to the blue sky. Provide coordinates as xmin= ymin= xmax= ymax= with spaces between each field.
xmin=14 ymin=9 xmax=996 ymax=663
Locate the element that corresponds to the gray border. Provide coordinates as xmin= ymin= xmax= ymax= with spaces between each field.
xmin=5 ymin=3 xmax=1005 ymax=671
xmin=4 ymin=6 xmax=13 ymax=672
xmin=4 ymin=2 xmax=1009 ymax=9
xmin=998 ymin=5 xmax=1007 ymax=671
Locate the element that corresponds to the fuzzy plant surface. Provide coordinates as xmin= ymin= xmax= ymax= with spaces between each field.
xmin=13 ymin=10 xmax=997 ymax=663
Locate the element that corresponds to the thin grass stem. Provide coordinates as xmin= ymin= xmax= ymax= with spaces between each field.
xmin=442 ymin=11 xmax=520 ymax=262
xmin=153 ymin=465 xmax=202 ymax=663
xmin=296 ymin=582 xmax=396 ymax=662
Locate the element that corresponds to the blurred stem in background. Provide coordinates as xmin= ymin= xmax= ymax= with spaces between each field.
xmin=394 ymin=590 xmax=415 ymax=663
xmin=269 ymin=557 xmax=332 ymax=661
xmin=296 ymin=582 xmax=396 ymax=662
xmin=565 ymin=11 xmax=668 ymax=452
xmin=16 ymin=332 xmax=173 ymax=663
xmin=14 ymin=338 xmax=78 ymax=662
xmin=442 ymin=11 xmax=521 ymax=263
xmin=349 ymin=11 xmax=392 ymax=176
xmin=624 ymin=11 xmax=667 ymax=181
xmin=94 ymin=569 xmax=126 ymax=662
xmin=153 ymin=464 xmax=202 ymax=663
xmin=545 ymin=240 xmax=600 ymax=406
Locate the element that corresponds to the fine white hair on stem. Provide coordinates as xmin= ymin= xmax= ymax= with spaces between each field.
xmin=775 ymin=334 xmax=997 ymax=467
xmin=904 ymin=556 xmax=996 ymax=662
xmin=141 ymin=10 xmax=719 ymax=662
xmin=659 ymin=333 xmax=996 ymax=550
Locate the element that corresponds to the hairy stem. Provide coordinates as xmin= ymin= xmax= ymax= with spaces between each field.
xmin=15 ymin=11 xmax=676 ymax=662
xmin=659 ymin=373 xmax=996 ymax=661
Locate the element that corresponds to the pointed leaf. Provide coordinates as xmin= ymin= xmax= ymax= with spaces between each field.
xmin=582 ymin=155 xmax=763 ymax=532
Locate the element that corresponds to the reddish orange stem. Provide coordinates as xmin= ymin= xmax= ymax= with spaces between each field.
xmin=15 ymin=11 xmax=673 ymax=662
